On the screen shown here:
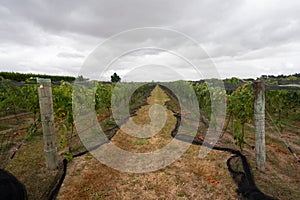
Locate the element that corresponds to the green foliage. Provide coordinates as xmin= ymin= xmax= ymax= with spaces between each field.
xmin=95 ymin=83 xmax=112 ymax=112
xmin=224 ymin=77 xmax=243 ymax=85
xmin=261 ymin=73 xmax=300 ymax=85
xmin=193 ymin=82 xmax=211 ymax=122
xmin=0 ymin=78 xmax=38 ymax=116
xmin=192 ymin=81 xmax=226 ymax=127
xmin=266 ymin=90 xmax=299 ymax=120
xmin=227 ymin=82 xmax=254 ymax=150
xmin=63 ymin=152 xmax=73 ymax=162
xmin=233 ymin=120 xmax=246 ymax=148
xmin=1 ymin=73 xmax=299 ymax=153
xmin=0 ymin=78 xmax=23 ymax=114
xmin=52 ymin=81 xmax=73 ymax=130
xmin=228 ymin=82 xmax=254 ymax=124
xmin=20 ymin=84 xmax=39 ymax=122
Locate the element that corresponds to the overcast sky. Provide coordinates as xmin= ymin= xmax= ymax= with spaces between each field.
xmin=0 ymin=0 xmax=300 ymax=80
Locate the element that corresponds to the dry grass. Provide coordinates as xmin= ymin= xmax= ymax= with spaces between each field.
xmin=5 ymin=132 xmax=61 ymax=199
xmin=3 ymin=114 xmax=64 ymax=199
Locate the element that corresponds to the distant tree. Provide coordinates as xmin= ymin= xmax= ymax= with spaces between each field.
xmin=76 ymin=75 xmax=89 ymax=81
xmin=294 ymin=73 xmax=300 ymax=78
xmin=111 ymin=73 xmax=121 ymax=82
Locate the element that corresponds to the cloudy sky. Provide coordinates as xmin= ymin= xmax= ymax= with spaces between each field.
xmin=0 ymin=0 xmax=300 ymax=80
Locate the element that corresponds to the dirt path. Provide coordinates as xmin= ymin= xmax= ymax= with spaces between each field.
xmin=57 ymin=86 xmax=238 ymax=200
xmin=110 ymin=85 xmax=175 ymax=153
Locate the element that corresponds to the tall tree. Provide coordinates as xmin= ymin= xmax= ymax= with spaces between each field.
xmin=111 ymin=73 xmax=121 ymax=82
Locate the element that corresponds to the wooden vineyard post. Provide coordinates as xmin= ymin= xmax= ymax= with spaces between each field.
xmin=37 ymin=78 xmax=58 ymax=170
xmin=253 ymin=80 xmax=266 ymax=171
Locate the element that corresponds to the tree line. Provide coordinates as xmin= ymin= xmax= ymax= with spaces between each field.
xmin=0 ymin=72 xmax=76 ymax=82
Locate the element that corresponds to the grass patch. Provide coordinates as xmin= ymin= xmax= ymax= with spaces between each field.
xmin=0 ymin=123 xmax=11 ymax=131
xmin=132 ymin=139 xmax=148 ymax=145
xmin=293 ymin=141 xmax=300 ymax=146
xmin=177 ymin=191 xmax=188 ymax=197
xmin=5 ymin=134 xmax=60 ymax=199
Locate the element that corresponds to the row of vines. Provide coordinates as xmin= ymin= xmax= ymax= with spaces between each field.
xmin=192 ymin=80 xmax=300 ymax=150
xmin=1 ymin=76 xmax=300 ymax=154
xmin=0 ymin=78 xmax=157 ymax=160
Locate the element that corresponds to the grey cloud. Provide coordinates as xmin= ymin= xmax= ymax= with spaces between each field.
xmin=0 ymin=0 xmax=299 ymax=79
xmin=2 ymin=0 xmax=188 ymax=37
xmin=57 ymin=52 xmax=85 ymax=58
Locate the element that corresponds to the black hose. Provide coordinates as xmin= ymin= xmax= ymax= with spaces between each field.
xmin=170 ymin=113 xmax=277 ymax=200
xmin=40 ymin=159 xmax=67 ymax=200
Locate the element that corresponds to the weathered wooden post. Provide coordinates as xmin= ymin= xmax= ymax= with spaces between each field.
xmin=253 ymin=80 xmax=266 ymax=171
xmin=37 ymin=78 xmax=58 ymax=170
